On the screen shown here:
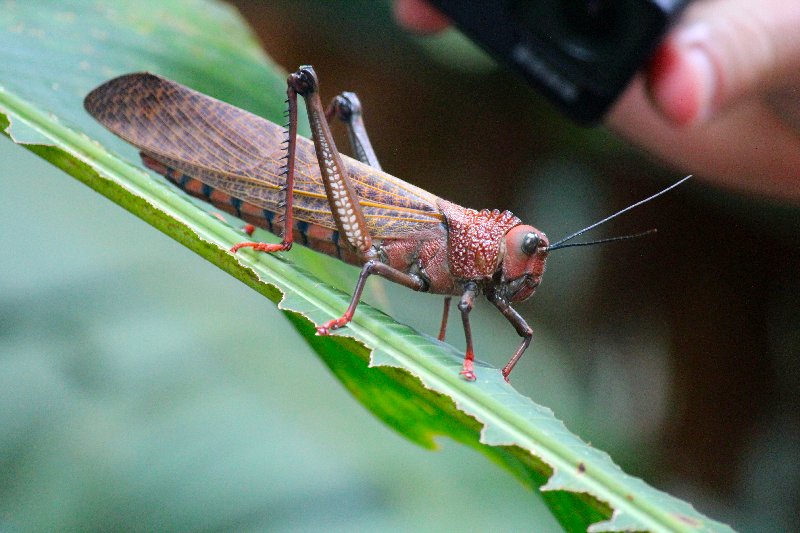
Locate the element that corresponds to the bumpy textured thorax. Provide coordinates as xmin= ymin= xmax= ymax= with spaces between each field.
xmin=436 ymin=200 xmax=522 ymax=281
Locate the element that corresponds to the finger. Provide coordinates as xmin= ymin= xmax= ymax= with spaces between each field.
xmin=646 ymin=0 xmax=800 ymax=125
xmin=393 ymin=0 xmax=450 ymax=34
xmin=608 ymin=77 xmax=800 ymax=202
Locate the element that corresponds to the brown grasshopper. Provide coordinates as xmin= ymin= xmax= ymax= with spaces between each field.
xmin=84 ymin=66 xmax=689 ymax=381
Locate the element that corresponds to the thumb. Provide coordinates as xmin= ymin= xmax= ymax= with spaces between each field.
xmin=646 ymin=0 xmax=800 ymax=125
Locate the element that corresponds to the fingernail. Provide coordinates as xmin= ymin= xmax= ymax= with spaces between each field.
xmin=647 ymin=39 xmax=715 ymax=126
xmin=683 ymin=46 xmax=716 ymax=123
xmin=674 ymin=23 xmax=718 ymax=123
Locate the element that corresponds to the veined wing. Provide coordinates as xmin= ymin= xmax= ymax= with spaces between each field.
xmin=84 ymin=73 xmax=445 ymax=239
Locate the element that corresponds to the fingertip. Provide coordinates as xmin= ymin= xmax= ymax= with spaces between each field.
xmin=646 ymin=40 xmax=716 ymax=126
xmin=393 ymin=0 xmax=450 ymax=34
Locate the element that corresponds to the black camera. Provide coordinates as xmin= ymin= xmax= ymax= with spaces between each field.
xmin=427 ymin=0 xmax=690 ymax=123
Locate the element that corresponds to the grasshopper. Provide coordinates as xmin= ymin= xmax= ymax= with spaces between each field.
xmin=85 ymin=66 xmax=688 ymax=381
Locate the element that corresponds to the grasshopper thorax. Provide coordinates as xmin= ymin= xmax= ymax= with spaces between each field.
xmin=500 ymin=225 xmax=549 ymax=302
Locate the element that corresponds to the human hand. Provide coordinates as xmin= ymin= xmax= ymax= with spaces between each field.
xmin=393 ymin=0 xmax=800 ymax=202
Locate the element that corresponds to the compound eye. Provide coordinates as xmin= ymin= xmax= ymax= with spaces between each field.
xmin=521 ymin=232 xmax=539 ymax=255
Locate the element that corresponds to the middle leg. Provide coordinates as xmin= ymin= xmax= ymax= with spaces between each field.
xmin=317 ymin=260 xmax=426 ymax=334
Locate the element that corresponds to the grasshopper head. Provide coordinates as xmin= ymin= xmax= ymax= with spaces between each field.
xmin=501 ymin=225 xmax=549 ymax=302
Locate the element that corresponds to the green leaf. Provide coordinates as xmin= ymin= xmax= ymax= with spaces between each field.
xmin=0 ymin=1 xmax=733 ymax=532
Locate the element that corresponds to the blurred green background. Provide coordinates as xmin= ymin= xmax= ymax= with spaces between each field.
xmin=2 ymin=1 xmax=799 ymax=531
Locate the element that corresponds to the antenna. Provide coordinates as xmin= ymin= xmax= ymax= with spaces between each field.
xmin=547 ymin=175 xmax=691 ymax=251
xmin=548 ymin=229 xmax=657 ymax=251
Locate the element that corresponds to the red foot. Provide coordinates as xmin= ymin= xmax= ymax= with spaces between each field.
xmin=501 ymin=363 xmax=514 ymax=383
xmin=460 ymin=359 xmax=476 ymax=382
xmin=230 ymin=241 xmax=291 ymax=254
xmin=242 ymin=224 xmax=256 ymax=236
xmin=316 ymin=316 xmax=351 ymax=335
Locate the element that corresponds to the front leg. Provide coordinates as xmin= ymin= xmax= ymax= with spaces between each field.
xmin=458 ymin=282 xmax=479 ymax=381
xmin=487 ymin=292 xmax=533 ymax=382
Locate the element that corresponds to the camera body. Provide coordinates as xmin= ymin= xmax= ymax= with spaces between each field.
xmin=427 ymin=0 xmax=690 ymax=123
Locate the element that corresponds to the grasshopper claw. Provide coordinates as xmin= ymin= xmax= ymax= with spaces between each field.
xmin=316 ymin=317 xmax=350 ymax=336
xmin=459 ymin=360 xmax=476 ymax=382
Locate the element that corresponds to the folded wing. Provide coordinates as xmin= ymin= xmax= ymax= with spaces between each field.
xmin=84 ymin=73 xmax=444 ymax=239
